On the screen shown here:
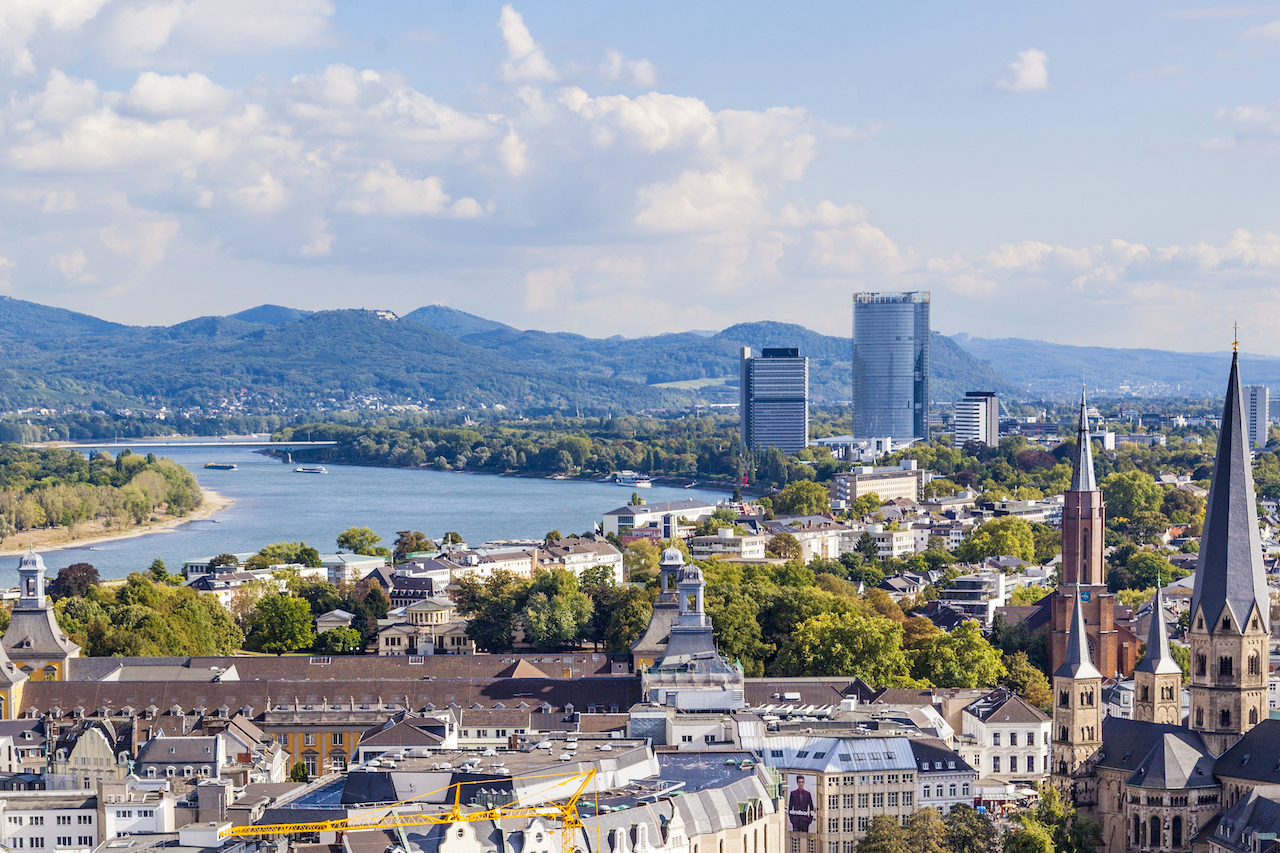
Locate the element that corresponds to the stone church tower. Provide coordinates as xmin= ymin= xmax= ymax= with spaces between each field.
xmin=1052 ymin=585 xmax=1103 ymax=805
xmin=1047 ymin=392 xmax=1137 ymax=678
xmin=1133 ymin=589 xmax=1183 ymax=725
xmin=1188 ymin=349 xmax=1270 ymax=756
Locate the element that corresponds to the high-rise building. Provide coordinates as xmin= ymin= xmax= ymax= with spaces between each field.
xmin=1245 ymin=384 xmax=1269 ymax=448
xmin=954 ymin=391 xmax=999 ymax=447
xmin=739 ymin=346 xmax=809 ymax=455
xmin=852 ymin=291 xmax=930 ymax=442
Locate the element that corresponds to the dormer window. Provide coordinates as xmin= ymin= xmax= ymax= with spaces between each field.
xmin=1223 ymin=616 xmax=1232 ymax=630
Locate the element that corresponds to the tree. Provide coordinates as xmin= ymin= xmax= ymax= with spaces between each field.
xmin=544 ymin=530 xmax=563 ymax=545
xmin=443 ymin=531 xmax=463 ymax=545
xmin=208 ymin=553 xmax=240 ymax=569
xmin=457 ymin=570 xmax=529 ymax=653
xmin=1102 ymin=470 xmax=1163 ymax=520
xmin=1003 ymin=651 xmax=1053 ymax=710
xmin=766 ymin=532 xmax=802 ymax=560
xmin=629 ymin=491 xmax=644 ymax=506
xmin=48 ymin=563 xmax=99 ymax=600
xmin=522 ymin=568 xmax=593 ymax=651
xmin=1129 ymin=551 xmax=1177 ymax=589
xmin=954 ymin=516 xmax=1035 ymax=563
xmin=910 ymin=620 xmax=1007 ymax=687
xmin=290 ymin=761 xmax=309 ymax=782
xmin=1003 ymin=819 xmax=1054 ymax=853
xmin=623 ymin=540 xmax=660 ymax=583
xmin=148 ymin=558 xmax=178 ymax=585
xmin=773 ymin=480 xmax=831 ymax=516
xmin=337 ymin=526 xmax=383 ymax=555
xmin=943 ymin=806 xmax=997 ymax=853
xmin=393 ymin=530 xmax=435 ymax=562
xmin=297 ymin=578 xmax=342 ymax=616
xmin=251 ymin=542 xmax=321 ymax=568
xmin=856 ymin=531 xmax=879 ymax=562
xmin=774 ymin=610 xmax=913 ymax=685
xmin=314 ymin=627 xmax=363 ymax=654
xmin=848 ymin=492 xmax=882 ymax=518
xmin=903 ymin=808 xmax=947 ymax=853
xmin=245 ymin=594 xmax=314 ymax=654
xmin=858 ymin=814 xmax=908 ymax=853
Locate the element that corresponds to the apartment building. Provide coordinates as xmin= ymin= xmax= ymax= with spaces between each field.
xmin=688 ymin=529 xmax=769 ymax=561
xmin=956 ymin=687 xmax=1051 ymax=785
xmin=830 ymin=461 xmax=929 ymax=505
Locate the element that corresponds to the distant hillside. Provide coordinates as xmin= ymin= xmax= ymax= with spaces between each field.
xmin=953 ymin=336 xmax=1280 ymax=398
xmin=230 ymin=304 xmax=313 ymax=325
xmin=403 ymin=305 xmax=516 ymax=338
xmin=0 ymin=295 xmax=126 ymax=337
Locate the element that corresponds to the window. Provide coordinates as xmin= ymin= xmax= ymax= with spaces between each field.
xmin=1221 ymin=709 xmax=1232 ymax=727
xmin=138 ymin=811 xmax=153 ymax=819
xmin=1172 ymin=817 xmax=1183 ymax=847
xmin=828 ymin=844 xmax=838 ymax=853
xmin=828 ymin=795 xmax=839 ymax=810
xmin=962 ymin=784 xmax=970 ymax=796
xmin=29 ymin=819 xmax=42 ymax=827
xmin=1196 ymin=654 xmax=1206 ymax=676
xmin=1027 ymin=731 xmax=1035 ymax=746
xmin=681 ymin=735 xmax=693 ymax=743
xmin=1250 ymin=655 xmax=1261 ymax=676
xmin=872 ymin=775 xmax=883 ymax=785
xmin=771 ymin=750 xmax=783 ymax=758
xmin=1223 ymin=616 xmax=1232 ymax=630
xmin=31 ymin=838 xmax=44 ymax=848
xmin=991 ymin=733 xmax=1001 ymax=746
xmin=12 ymin=838 xmax=21 ymax=847
xmin=56 ymin=838 xmax=70 ymax=847
xmin=276 ymin=734 xmax=288 ymax=746
xmin=304 ymin=734 xmax=316 ymax=746
xmin=857 ymin=794 xmax=868 ymax=808
xmin=76 ymin=818 xmax=91 ymax=826
xmin=887 ymin=793 xmax=898 ymax=807
xmin=842 ymin=795 xmax=854 ymax=809
xmin=949 ymin=784 xmax=957 ymax=797
xmin=992 ymin=756 xmax=1001 ymax=773
xmin=78 ymin=840 xmax=92 ymax=847
xmin=9 ymin=817 xmax=23 ymax=826
xmin=1009 ymin=757 xmax=1017 ymax=773
xmin=115 ymin=812 xmax=131 ymax=819
xmin=56 ymin=819 xmax=69 ymax=827
xmin=1196 ymin=707 xmax=1204 ymax=726
xmin=887 ymin=774 xmax=898 ymax=784
xmin=827 ymin=819 xmax=838 ymax=834
xmin=1141 ymin=685 xmax=1150 ymax=701
xmin=1220 ymin=657 xmax=1234 ymax=677
xmin=857 ymin=819 xmax=868 ymax=832
xmin=1026 ymin=755 xmax=1035 ymax=773
xmin=872 ymin=794 xmax=883 ymax=808
xmin=902 ymin=793 xmax=912 ymax=806
xmin=304 ymin=755 xmax=317 ymax=776
xmin=332 ymin=733 xmax=344 ymax=746
xmin=1058 ymin=691 xmax=1069 ymax=707
xmin=1251 ymin=707 xmax=1259 ymax=725
xmin=1009 ymin=732 xmax=1018 ymax=746
xmin=841 ymin=818 xmax=854 ymax=833
xmin=1059 ymin=726 xmax=1068 ymax=741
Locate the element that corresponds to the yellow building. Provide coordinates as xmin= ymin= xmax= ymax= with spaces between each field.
xmin=3 ymin=551 xmax=80 ymax=684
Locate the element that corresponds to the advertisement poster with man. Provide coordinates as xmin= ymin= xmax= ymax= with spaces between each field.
xmin=786 ymin=774 xmax=816 ymax=833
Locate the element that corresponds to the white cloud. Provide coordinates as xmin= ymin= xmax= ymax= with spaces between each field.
xmin=51 ymin=247 xmax=92 ymax=282
xmin=996 ymin=49 xmax=1049 ymax=92
xmin=300 ymin=219 xmax=334 ymax=256
xmin=124 ymin=72 xmax=235 ymax=116
xmin=1242 ymin=20 xmax=1280 ymax=38
xmin=499 ymin=127 xmax=528 ymax=176
xmin=42 ymin=189 xmax=77 ymax=212
xmin=599 ymin=49 xmax=658 ymax=88
xmin=496 ymin=5 xmax=557 ymax=84
xmin=100 ymin=218 xmax=181 ymax=269
xmin=0 ymin=0 xmax=110 ymax=74
xmin=339 ymin=162 xmax=481 ymax=218
xmin=236 ymin=171 xmax=290 ymax=211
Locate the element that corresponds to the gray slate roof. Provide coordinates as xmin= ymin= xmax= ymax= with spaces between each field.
xmin=1054 ymin=586 xmax=1101 ymax=680
xmin=1070 ymin=391 xmax=1097 ymax=493
xmin=1210 ymin=785 xmax=1280 ymax=853
xmin=1191 ymin=351 xmax=1271 ymax=632
xmin=1125 ymin=732 xmax=1217 ymax=790
xmin=1135 ymin=589 xmax=1182 ymax=675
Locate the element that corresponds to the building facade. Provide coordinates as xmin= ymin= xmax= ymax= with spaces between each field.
xmin=740 ymin=347 xmax=810 ymax=455
xmin=1244 ymin=385 xmax=1269 ymax=448
xmin=852 ymin=291 xmax=930 ymax=443
xmin=954 ymin=392 xmax=999 ymax=448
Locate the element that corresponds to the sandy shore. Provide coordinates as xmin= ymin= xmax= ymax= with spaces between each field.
xmin=0 ymin=489 xmax=233 ymax=556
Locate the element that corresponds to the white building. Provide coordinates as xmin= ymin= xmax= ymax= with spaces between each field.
xmin=0 ymin=779 xmax=174 ymax=853
xmin=1246 ymin=385 xmax=1270 ymax=448
xmin=937 ymin=572 xmax=1007 ymax=626
xmin=688 ymin=529 xmax=769 ymax=561
xmin=830 ymin=461 xmax=929 ymax=505
xmin=956 ymin=687 xmax=1051 ymax=785
xmin=602 ymin=500 xmax=717 ymax=537
xmin=954 ymin=392 xmax=999 ymax=448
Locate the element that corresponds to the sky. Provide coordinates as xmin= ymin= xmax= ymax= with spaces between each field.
xmin=2 ymin=2 xmax=1280 ymax=351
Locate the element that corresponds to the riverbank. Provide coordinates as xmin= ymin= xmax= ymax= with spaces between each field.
xmin=0 ymin=488 xmax=233 ymax=557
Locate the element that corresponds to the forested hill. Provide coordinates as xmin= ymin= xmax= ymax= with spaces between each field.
xmin=0 ymin=297 xmax=1016 ymax=413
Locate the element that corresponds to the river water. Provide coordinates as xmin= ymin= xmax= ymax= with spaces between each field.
xmin=11 ymin=443 xmax=727 ymax=585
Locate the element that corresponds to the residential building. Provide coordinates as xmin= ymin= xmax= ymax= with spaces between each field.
xmin=740 ymin=346 xmax=809 ymax=455
xmin=937 ymin=572 xmax=1007 ymax=626
xmin=957 ymin=687 xmax=1051 ymax=785
xmin=852 ymin=291 xmax=930 ymax=443
xmin=829 ymin=461 xmax=928 ymax=505
xmin=602 ymin=499 xmax=717 ymax=537
xmin=954 ymin=392 xmax=1000 ymax=448
xmin=867 ymin=526 xmax=917 ymax=561
xmin=533 ymin=537 xmax=625 ymax=584
xmin=1246 ymin=384 xmax=1269 ymax=448
xmin=0 ymin=778 xmax=174 ymax=853
xmin=314 ymin=609 xmax=354 ymax=633
xmin=688 ymin=529 xmax=769 ymax=561
xmin=133 ymin=735 xmax=226 ymax=781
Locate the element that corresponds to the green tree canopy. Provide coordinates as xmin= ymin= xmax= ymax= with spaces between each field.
xmin=337 ymin=526 xmax=384 ymax=555
xmin=857 ymin=814 xmax=908 ymax=853
xmin=954 ymin=516 xmax=1035 ymax=563
xmin=774 ymin=610 xmax=913 ymax=685
xmin=245 ymin=593 xmax=314 ymax=654
xmin=393 ymin=530 xmax=435 ymax=562
xmin=909 ymin=620 xmax=1007 ymax=688
xmin=1102 ymin=470 xmax=1163 ymax=520
xmin=314 ymin=627 xmax=363 ymax=654
xmin=766 ymin=532 xmax=802 ymax=560
xmin=773 ymin=480 xmax=831 ymax=516
xmin=1003 ymin=651 xmax=1053 ymax=710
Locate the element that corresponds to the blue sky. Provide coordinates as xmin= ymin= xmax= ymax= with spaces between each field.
xmin=3 ymin=2 xmax=1280 ymax=350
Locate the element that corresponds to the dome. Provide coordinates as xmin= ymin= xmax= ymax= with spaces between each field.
xmin=659 ymin=546 xmax=684 ymax=567
xmin=17 ymin=550 xmax=44 ymax=572
xmin=680 ymin=564 xmax=703 ymax=584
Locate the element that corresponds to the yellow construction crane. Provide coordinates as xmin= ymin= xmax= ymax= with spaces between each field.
xmin=220 ymin=769 xmax=598 ymax=853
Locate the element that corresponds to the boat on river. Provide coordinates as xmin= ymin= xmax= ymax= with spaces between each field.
xmin=294 ymin=465 xmax=329 ymax=474
xmin=203 ymin=463 xmax=237 ymax=470
xmin=615 ymin=470 xmax=652 ymax=488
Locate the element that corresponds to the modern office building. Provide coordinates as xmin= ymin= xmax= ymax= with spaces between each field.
xmin=1245 ymin=384 xmax=1269 ymax=448
xmin=852 ymin=292 xmax=930 ymax=443
xmin=740 ymin=346 xmax=809 ymax=455
xmin=954 ymin=391 xmax=999 ymax=448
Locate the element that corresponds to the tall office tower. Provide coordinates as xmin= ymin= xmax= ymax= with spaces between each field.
xmin=852 ymin=291 xmax=930 ymax=442
xmin=1245 ymin=385 xmax=1269 ymax=448
xmin=954 ymin=391 xmax=999 ymax=448
xmin=739 ymin=346 xmax=809 ymax=455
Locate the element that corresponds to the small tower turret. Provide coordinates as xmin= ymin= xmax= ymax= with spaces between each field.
xmin=1134 ymin=589 xmax=1183 ymax=725
xmin=1051 ymin=586 xmax=1103 ymax=804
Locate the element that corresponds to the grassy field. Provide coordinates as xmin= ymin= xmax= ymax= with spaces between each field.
xmin=649 ymin=377 xmax=733 ymax=390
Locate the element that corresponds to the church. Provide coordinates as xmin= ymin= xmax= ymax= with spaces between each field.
xmin=1053 ymin=349 xmax=1280 ymax=853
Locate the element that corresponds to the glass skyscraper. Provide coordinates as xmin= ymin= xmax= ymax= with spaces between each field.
xmin=852 ymin=291 xmax=930 ymax=442
xmin=740 ymin=346 xmax=809 ymax=455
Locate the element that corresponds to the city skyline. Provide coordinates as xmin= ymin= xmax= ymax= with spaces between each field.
xmin=3 ymin=3 xmax=1280 ymax=351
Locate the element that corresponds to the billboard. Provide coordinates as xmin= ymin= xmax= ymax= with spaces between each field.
xmin=786 ymin=773 xmax=816 ymax=833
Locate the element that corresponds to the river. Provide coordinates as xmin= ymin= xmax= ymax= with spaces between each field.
xmin=12 ymin=443 xmax=728 ymax=585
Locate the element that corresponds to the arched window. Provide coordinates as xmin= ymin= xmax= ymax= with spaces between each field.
xmin=1172 ymin=816 xmax=1183 ymax=847
xmin=1141 ymin=685 xmax=1150 ymax=702
xmin=1249 ymin=654 xmax=1260 ymax=676
xmin=1150 ymin=817 xmax=1161 ymax=847
xmin=1059 ymin=726 xmax=1068 ymax=741
xmin=1220 ymin=657 xmax=1234 ymax=677
xmin=146 ymin=767 xmax=156 ymax=778
xmin=1250 ymin=707 xmax=1259 ymax=725
xmin=1133 ymin=816 xmax=1141 ymax=846
xmin=1195 ymin=707 xmax=1204 ymax=726
xmin=1223 ymin=616 xmax=1232 ymax=630
xmin=1059 ymin=691 xmax=1069 ymax=708
xmin=1196 ymin=654 xmax=1207 ymax=676
xmin=1221 ymin=709 xmax=1232 ymax=727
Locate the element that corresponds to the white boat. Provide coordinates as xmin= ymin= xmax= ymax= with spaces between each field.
xmin=294 ymin=465 xmax=329 ymax=474
xmin=615 ymin=470 xmax=652 ymax=488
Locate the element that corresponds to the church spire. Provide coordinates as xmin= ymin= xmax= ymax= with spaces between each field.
xmin=1190 ymin=350 xmax=1270 ymax=634
xmin=1070 ymin=387 xmax=1097 ymax=493
xmin=1136 ymin=589 xmax=1181 ymax=676
xmin=1055 ymin=586 xmax=1102 ymax=680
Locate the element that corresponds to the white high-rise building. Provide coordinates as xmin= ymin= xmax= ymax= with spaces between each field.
xmin=954 ymin=391 xmax=999 ymax=448
xmin=1245 ymin=385 xmax=1270 ymax=448
xmin=739 ymin=346 xmax=809 ymax=455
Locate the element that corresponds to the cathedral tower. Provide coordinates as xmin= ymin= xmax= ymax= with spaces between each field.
xmin=1051 ymin=586 xmax=1103 ymax=806
xmin=1188 ymin=349 xmax=1270 ymax=755
xmin=1134 ymin=589 xmax=1183 ymax=725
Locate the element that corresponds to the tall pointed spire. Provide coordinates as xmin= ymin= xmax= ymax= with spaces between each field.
xmin=1136 ymin=589 xmax=1181 ymax=675
xmin=1190 ymin=350 xmax=1270 ymax=633
xmin=1055 ymin=586 xmax=1102 ymax=679
xmin=1070 ymin=387 xmax=1097 ymax=493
